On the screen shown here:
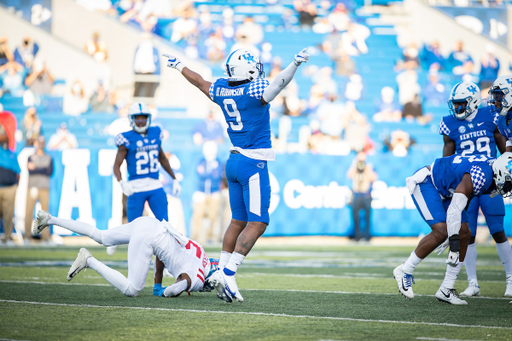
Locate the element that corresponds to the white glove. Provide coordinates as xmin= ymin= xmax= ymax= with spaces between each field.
xmin=445 ymin=251 xmax=459 ymax=267
xmin=434 ymin=238 xmax=449 ymax=255
xmin=405 ymin=167 xmax=430 ymax=195
xmin=293 ymin=48 xmax=309 ymax=67
xmin=162 ymin=53 xmax=184 ymax=72
xmin=119 ymin=180 xmax=134 ymax=197
xmin=172 ymin=179 xmax=182 ymax=197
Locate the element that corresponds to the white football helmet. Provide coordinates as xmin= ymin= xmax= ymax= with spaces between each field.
xmin=224 ymin=49 xmax=264 ymax=81
xmin=128 ymin=102 xmax=151 ymax=133
xmin=488 ymin=75 xmax=512 ymax=116
xmin=448 ymin=81 xmax=481 ymax=120
xmin=200 ymin=258 xmax=220 ymax=292
xmin=493 ymin=152 xmax=512 ymax=198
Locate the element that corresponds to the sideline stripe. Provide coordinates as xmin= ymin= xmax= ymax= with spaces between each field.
xmin=1 ymin=299 xmax=511 ymax=330
xmin=1 ymin=280 xmax=509 ymax=301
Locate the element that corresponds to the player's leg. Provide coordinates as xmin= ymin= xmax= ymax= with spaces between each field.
xmin=126 ymin=191 xmax=146 ymax=223
xmin=146 ymin=188 xmax=169 ymax=287
xmin=39 ymin=189 xmax=51 ymax=242
xmin=461 ymin=198 xmax=480 ymax=297
xmin=394 ymin=178 xmax=448 ymax=299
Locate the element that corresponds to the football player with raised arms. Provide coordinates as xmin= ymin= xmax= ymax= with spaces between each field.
xmin=163 ymin=48 xmax=309 ymax=302
xmin=31 ymin=210 xmax=224 ymax=298
xmin=394 ymin=152 xmax=512 ymax=304
xmin=113 ymin=102 xmax=181 ymax=296
xmin=438 ymin=81 xmax=512 ymax=298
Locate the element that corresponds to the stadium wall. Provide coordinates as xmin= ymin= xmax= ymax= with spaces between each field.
xmin=50 ymin=0 xmax=212 ymax=116
xmin=11 ymin=148 xmax=512 ymax=238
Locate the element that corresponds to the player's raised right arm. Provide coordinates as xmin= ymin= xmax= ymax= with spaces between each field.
xmin=162 ymin=54 xmax=212 ymax=101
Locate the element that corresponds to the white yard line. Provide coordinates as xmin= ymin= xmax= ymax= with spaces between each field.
xmin=416 ymin=338 xmax=482 ymax=341
xmin=1 ymin=280 xmax=510 ymax=300
xmin=1 ymin=299 xmax=511 ymax=330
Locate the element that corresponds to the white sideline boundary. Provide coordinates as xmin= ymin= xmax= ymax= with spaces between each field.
xmin=1 ymin=299 xmax=511 ymax=330
xmin=0 ymin=280 xmax=510 ymax=300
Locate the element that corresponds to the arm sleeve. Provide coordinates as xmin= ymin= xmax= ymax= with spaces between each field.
xmin=469 ymin=165 xmax=486 ymax=195
xmin=262 ymin=62 xmax=299 ymax=103
xmin=446 ymin=192 xmax=468 ymax=237
xmin=163 ymin=279 xmax=188 ymax=297
xmin=115 ymin=133 xmax=129 ymax=147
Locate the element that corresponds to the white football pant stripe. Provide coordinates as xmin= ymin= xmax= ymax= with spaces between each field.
xmin=412 ymin=184 xmax=433 ymax=221
xmin=249 ymin=173 xmax=261 ymax=216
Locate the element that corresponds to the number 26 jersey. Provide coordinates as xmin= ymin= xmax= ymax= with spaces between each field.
xmin=115 ymin=126 xmax=163 ymax=181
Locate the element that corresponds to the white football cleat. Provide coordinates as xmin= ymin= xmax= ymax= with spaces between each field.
xmin=106 ymin=246 xmax=117 ymax=256
xmin=208 ymin=270 xmax=232 ymax=303
xmin=460 ymin=280 xmax=480 ymax=297
xmin=505 ymin=277 xmax=512 ymax=297
xmin=67 ymin=248 xmax=92 ymax=281
xmin=393 ymin=264 xmax=415 ymax=299
xmin=222 ymin=270 xmax=244 ymax=303
xmin=31 ymin=210 xmax=51 ymax=237
xmin=435 ymin=285 xmax=468 ymax=305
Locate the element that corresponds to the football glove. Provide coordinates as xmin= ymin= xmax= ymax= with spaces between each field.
xmin=153 ymin=283 xmax=167 ymax=297
xmin=162 ymin=53 xmax=184 ymax=72
xmin=446 ymin=251 xmax=460 ymax=267
xmin=293 ymin=48 xmax=309 ymax=67
xmin=172 ymin=179 xmax=182 ymax=197
xmin=434 ymin=238 xmax=449 ymax=255
xmin=119 ymin=180 xmax=134 ymax=197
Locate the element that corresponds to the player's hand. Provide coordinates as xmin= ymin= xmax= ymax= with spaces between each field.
xmin=162 ymin=53 xmax=184 ymax=72
xmin=445 ymin=251 xmax=459 ymax=267
xmin=153 ymin=283 xmax=167 ymax=297
xmin=119 ymin=180 xmax=134 ymax=197
xmin=405 ymin=167 xmax=430 ymax=194
xmin=293 ymin=48 xmax=309 ymax=67
xmin=434 ymin=238 xmax=449 ymax=255
xmin=172 ymin=179 xmax=182 ymax=197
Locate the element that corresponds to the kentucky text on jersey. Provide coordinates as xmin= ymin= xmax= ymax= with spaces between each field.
xmin=459 ymin=130 xmax=487 ymax=140
xmin=218 ymin=87 xmax=245 ymax=97
xmin=136 ymin=144 xmax=159 ymax=152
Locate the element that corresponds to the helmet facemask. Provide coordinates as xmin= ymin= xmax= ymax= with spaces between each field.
xmin=493 ymin=153 xmax=512 ymax=198
xmin=488 ymin=87 xmax=510 ymax=116
xmin=448 ymin=97 xmax=472 ymax=120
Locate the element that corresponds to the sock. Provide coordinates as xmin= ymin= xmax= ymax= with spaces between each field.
xmin=464 ymin=243 xmax=478 ymax=284
xmin=49 ymin=217 xmax=103 ymax=244
xmin=87 ymin=257 xmax=131 ymax=294
xmin=402 ymin=251 xmax=423 ymax=274
xmin=224 ymin=252 xmax=245 ymax=275
xmin=496 ymin=240 xmax=512 ymax=279
xmin=219 ymin=251 xmax=231 ymax=270
xmin=441 ymin=262 xmax=463 ymax=289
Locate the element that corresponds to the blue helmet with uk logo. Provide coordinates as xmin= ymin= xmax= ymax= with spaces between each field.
xmin=488 ymin=75 xmax=512 ymax=117
xmin=493 ymin=152 xmax=512 ymax=198
xmin=448 ymin=81 xmax=481 ymax=120
xmin=224 ymin=49 xmax=264 ymax=81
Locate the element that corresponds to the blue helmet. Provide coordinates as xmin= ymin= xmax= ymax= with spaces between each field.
xmin=128 ymin=102 xmax=151 ymax=133
xmin=200 ymin=258 xmax=220 ymax=292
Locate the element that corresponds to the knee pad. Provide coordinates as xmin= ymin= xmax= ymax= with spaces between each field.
xmin=122 ymin=284 xmax=140 ymax=297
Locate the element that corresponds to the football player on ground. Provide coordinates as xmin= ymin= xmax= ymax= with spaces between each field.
xmin=394 ymin=153 xmax=512 ymax=304
xmin=163 ymin=48 xmax=309 ymax=302
xmin=113 ymin=102 xmax=181 ymax=296
xmin=439 ymin=81 xmax=512 ymax=298
xmin=31 ymin=210 xmax=224 ymax=298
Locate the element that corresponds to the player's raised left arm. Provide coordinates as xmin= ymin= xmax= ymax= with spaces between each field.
xmin=162 ymin=54 xmax=212 ymax=100
xmin=261 ymin=48 xmax=309 ymax=106
xmin=494 ymin=127 xmax=507 ymax=154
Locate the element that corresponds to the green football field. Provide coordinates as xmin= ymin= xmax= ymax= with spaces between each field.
xmin=1 ymin=243 xmax=511 ymax=340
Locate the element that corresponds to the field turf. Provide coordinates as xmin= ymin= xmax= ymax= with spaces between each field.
xmin=1 ymin=244 xmax=511 ymax=340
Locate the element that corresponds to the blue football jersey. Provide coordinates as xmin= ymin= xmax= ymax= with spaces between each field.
xmin=209 ymin=78 xmax=271 ymax=151
xmin=431 ymin=154 xmax=494 ymax=199
xmin=439 ymin=106 xmax=499 ymax=159
xmin=115 ymin=126 xmax=163 ymax=181
xmin=496 ymin=111 xmax=512 ymax=140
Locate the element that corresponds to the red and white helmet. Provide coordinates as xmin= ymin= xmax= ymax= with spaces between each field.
xmin=224 ymin=49 xmax=264 ymax=81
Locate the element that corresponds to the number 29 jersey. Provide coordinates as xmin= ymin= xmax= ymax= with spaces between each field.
xmin=209 ymin=78 xmax=274 ymax=161
xmin=115 ymin=126 xmax=163 ymax=181
xmin=439 ymin=106 xmax=498 ymax=159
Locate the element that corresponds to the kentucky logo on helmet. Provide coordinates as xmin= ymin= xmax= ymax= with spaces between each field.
xmin=467 ymin=85 xmax=478 ymax=94
xmin=241 ymin=53 xmax=256 ymax=63
xmin=506 ymin=78 xmax=512 ymax=86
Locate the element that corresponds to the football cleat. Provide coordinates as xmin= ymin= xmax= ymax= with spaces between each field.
xmin=222 ymin=269 xmax=244 ymax=303
xmin=206 ymin=270 xmax=232 ymax=303
xmin=505 ymin=277 xmax=512 ymax=297
xmin=31 ymin=210 xmax=51 ymax=237
xmin=393 ymin=264 xmax=415 ymax=299
xmin=67 ymin=248 xmax=92 ymax=281
xmin=435 ymin=286 xmax=468 ymax=305
xmin=460 ymin=281 xmax=480 ymax=297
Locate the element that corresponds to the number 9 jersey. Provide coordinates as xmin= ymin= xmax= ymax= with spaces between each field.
xmin=439 ymin=106 xmax=499 ymax=158
xmin=115 ymin=126 xmax=164 ymax=181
